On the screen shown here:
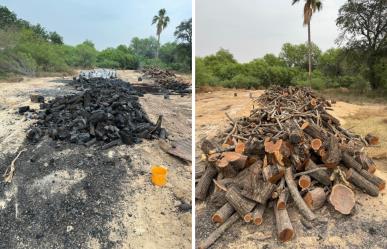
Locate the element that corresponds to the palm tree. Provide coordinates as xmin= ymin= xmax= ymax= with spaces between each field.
xmin=292 ymin=0 xmax=322 ymax=84
xmin=152 ymin=8 xmax=170 ymax=58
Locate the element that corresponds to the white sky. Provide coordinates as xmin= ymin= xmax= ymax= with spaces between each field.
xmin=196 ymin=0 xmax=346 ymax=62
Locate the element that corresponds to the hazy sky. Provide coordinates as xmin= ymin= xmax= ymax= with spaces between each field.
xmin=0 ymin=0 xmax=192 ymax=50
xmin=196 ymin=0 xmax=346 ymax=62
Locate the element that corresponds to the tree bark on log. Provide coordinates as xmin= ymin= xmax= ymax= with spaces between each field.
xmin=212 ymin=202 xmax=235 ymax=224
xmin=284 ymin=167 xmax=316 ymax=220
xmin=322 ymin=135 xmax=342 ymax=168
xmin=240 ymin=180 xmax=276 ymax=204
xmin=355 ymin=153 xmax=377 ymax=174
xmin=198 ymin=213 xmax=240 ymax=249
xmin=262 ymin=164 xmax=285 ymax=183
xmin=358 ymin=169 xmax=385 ymax=190
xmin=346 ymin=168 xmax=379 ymax=197
xmin=274 ymin=203 xmax=294 ymax=242
xmin=342 ymin=152 xmax=362 ymax=172
xmin=303 ymin=187 xmax=326 ymax=210
xmin=304 ymin=160 xmax=331 ymax=186
xmin=226 ymin=186 xmax=256 ymax=218
xmin=329 ymin=184 xmax=355 ymax=214
xmin=196 ymin=165 xmax=218 ymax=200
xmin=277 ymin=189 xmax=289 ymax=210
xmin=301 ymin=122 xmax=327 ymax=141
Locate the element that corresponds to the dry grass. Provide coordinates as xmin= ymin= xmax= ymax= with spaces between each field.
xmin=343 ymin=109 xmax=387 ymax=160
xmin=320 ymin=88 xmax=387 ymax=105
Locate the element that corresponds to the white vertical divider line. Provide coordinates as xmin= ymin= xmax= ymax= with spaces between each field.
xmin=191 ymin=0 xmax=196 ymax=247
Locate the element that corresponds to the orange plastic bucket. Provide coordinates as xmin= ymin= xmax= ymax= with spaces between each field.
xmin=151 ymin=166 xmax=168 ymax=186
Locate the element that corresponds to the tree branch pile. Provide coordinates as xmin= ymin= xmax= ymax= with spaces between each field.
xmin=197 ymin=86 xmax=385 ymax=247
xmin=142 ymin=68 xmax=191 ymax=93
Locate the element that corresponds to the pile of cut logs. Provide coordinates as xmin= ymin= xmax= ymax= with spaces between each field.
xmin=142 ymin=68 xmax=191 ymax=93
xmin=25 ymin=78 xmax=166 ymax=148
xmin=196 ymin=86 xmax=385 ymax=248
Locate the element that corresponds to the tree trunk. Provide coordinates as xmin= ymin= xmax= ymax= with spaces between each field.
xmin=308 ymin=21 xmax=312 ymax=85
xmin=156 ymin=34 xmax=160 ymax=58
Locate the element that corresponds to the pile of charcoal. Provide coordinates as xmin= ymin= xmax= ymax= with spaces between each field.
xmin=25 ymin=78 xmax=166 ymax=148
xmin=142 ymin=68 xmax=191 ymax=94
xmin=196 ymin=86 xmax=385 ymax=248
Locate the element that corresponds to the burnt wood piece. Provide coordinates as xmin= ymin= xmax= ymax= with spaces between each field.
xmin=346 ymin=168 xmax=379 ymax=197
xmin=304 ymin=160 xmax=331 ymax=186
xmin=225 ymin=186 xmax=256 ymax=218
xmin=212 ymin=203 xmax=235 ymax=224
xmin=274 ymin=202 xmax=294 ymax=242
xmin=322 ymin=135 xmax=342 ymax=168
xmin=284 ymin=167 xmax=315 ymax=220
xmin=196 ymin=165 xmax=218 ymax=200
xmin=244 ymin=137 xmax=265 ymax=156
xmin=198 ymin=213 xmax=240 ymax=249
xmin=303 ymin=187 xmax=326 ymax=210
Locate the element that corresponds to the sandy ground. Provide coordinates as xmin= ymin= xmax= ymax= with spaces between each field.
xmin=195 ymin=88 xmax=387 ymax=249
xmin=0 ymin=70 xmax=192 ymax=249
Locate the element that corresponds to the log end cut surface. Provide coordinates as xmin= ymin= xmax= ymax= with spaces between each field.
xmin=329 ymin=184 xmax=355 ymax=215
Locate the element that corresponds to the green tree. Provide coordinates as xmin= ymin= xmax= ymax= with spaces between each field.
xmin=130 ymin=36 xmax=158 ymax=58
xmin=49 ymin=31 xmax=63 ymax=44
xmin=336 ymin=0 xmax=387 ymax=89
xmin=152 ymin=8 xmax=170 ymax=58
xmin=292 ymin=0 xmax=323 ymax=84
xmin=0 ymin=5 xmax=17 ymax=28
xmin=74 ymin=40 xmax=97 ymax=68
xmin=174 ymin=18 xmax=192 ymax=45
xmin=279 ymin=42 xmax=321 ymax=70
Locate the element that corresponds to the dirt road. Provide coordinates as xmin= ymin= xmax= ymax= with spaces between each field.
xmin=195 ymin=89 xmax=387 ymax=249
xmin=0 ymin=71 xmax=192 ymax=249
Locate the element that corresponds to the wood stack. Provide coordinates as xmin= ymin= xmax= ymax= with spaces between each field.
xmin=196 ymin=86 xmax=385 ymax=248
xmin=25 ymin=78 xmax=166 ymax=147
xmin=142 ymin=68 xmax=191 ymax=94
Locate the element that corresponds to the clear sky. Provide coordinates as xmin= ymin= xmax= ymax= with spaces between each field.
xmin=0 ymin=0 xmax=192 ymax=50
xmin=196 ymin=0 xmax=346 ymax=62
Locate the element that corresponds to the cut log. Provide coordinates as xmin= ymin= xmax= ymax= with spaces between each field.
xmin=222 ymin=152 xmax=248 ymax=170
xmin=355 ymin=153 xmax=376 ymax=174
xmin=235 ymin=142 xmax=245 ymax=154
xmin=329 ymin=184 xmax=355 ymax=214
xmin=310 ymin=138 xmax=322 ymax=151
xmin=262 ymin=164 xmax=285 ymax=183
xmin=346 ymin=168 xmax=379 ymax=197
xmin=252 ymin=204 xmax=266 ymax=225
xmin=322 ymin=135 xmax=342 ymax=168
xmin=289 ymin=128 xmax=303 ymax=144
xmin=342 ymin=152 xmax=362 ymax=172
xmin=225 ymin=186 xmax=256 ymax=218
xmin=274 ymin=203 xmax=294 ymax=242
xmin=320 ymin=113 xmax=340 ymax=125
xmin=298 ymin=175 xmax=311 ymax=189
xmin=277 ymin=189 xmax=289 ymax=210
xmin=301 ymin=121 xmax=327 ymax=141
xmin=365 ymin=133 xmax=379 ymax=145
xmin=244 ymin=137 xmax=265 ymax=156
xmin=303 ymin=187 xmax=326 ymax=210
xmin=196 ymin=165 xmax=218 ymax=200
xmin=358 ymin=169 xmax=385 ymax=190
xmin=240 ymin=180 xmax=276 ymax=204
xmin=284 ymin=167 xmax=315 ymax=220
xmin=212 ymin=202 xmax=235 ymax=224
xmin=198 ymin=213 xmax=240 ymax=249
xmin=304 ymin=160 xmax=331 ymax=186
